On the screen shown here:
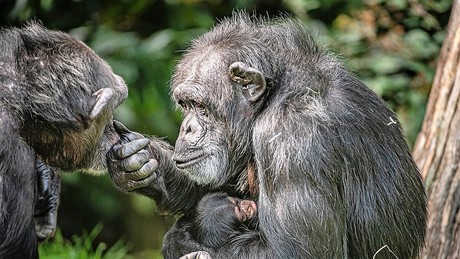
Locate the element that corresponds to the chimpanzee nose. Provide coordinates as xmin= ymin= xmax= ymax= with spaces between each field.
xmin=179 ymin=114 xmax=202 ymax=139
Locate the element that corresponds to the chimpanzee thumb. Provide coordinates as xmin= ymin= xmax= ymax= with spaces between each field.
xmin=113 ymin=120 xmax=145 ymax=142
xmin=113 ymin=120 xmax=131 ymax=134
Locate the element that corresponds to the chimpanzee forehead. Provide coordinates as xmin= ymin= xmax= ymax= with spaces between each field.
xmin=182 ymin=47 xmax=226 ymax=79
xmin=172 ymin=47 xmax=234 ymax=99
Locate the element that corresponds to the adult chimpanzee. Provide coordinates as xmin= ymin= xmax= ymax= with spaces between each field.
xmin=192 ymin=192 xmax=257 ymax=248
xmin=0 ymin=23 xmax=127 ymax=258
xmin=108 ymin=12 xmax=427 ymax=258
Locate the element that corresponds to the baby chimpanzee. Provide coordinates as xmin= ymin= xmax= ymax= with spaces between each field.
xmin=192 ymin=193 xmax=257 ymax=248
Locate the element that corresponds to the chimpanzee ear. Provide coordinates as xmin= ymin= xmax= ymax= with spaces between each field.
xmin=229 ymin=62 xmax=266 ymax=103
xmin=88 ymin=88 xmax=114 ymax=122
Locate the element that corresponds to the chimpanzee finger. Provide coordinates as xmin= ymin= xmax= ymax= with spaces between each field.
xmin=123 ymin=159 xmax=159 ymax=181
xmin=125 ymin=173 xmax=157 ymax=192
xmin=113 ymin=120 xmax=145 ymax=142
xmin=35 ymin=159 xmax=51 ymax=194
xmin=112 ymin=138 xmax=150 ymax=159
xmin=113 ymin=120 xmax=132 ymax=134
xmin=116 ymin=149 xmax=151 ymax=172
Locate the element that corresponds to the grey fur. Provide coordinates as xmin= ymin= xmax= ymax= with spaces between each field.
xmin=109 ymin=12 xmax=426 ymax=259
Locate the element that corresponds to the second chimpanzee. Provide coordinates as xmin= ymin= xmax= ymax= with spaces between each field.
xmin=108 ymin=12 xmax=427 ymax=259
xmin=192 ymin=193 xmax=257 ymax=249
xmin=0 ymin=23 xmax=127 ymax=258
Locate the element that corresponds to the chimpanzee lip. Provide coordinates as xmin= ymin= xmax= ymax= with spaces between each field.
xmin=173 ymin=152 xmax=207 ymax=169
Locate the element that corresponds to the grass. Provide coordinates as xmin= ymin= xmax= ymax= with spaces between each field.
xmin=39 ymin=223 xmax=134 ymax=259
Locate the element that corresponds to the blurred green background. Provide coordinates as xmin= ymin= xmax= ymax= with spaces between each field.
xmin=1 ymin=0 xmax=453 ymax=258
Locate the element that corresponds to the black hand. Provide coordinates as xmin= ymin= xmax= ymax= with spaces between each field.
xmin=34 ymin=159 xmax=61 ymax=242
xmin=108 ymin=121 xmax=158 ymax=192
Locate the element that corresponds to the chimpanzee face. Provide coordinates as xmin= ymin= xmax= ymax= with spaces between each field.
xmin=171 ymin=82 xmax=230 ymax=186
xmin=170 ymin=51 xmax=234 ymax=186
xmin=171 ymin=48 xmax=268 ymax=186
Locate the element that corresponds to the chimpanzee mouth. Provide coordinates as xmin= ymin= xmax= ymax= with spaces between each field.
xmin=173 ymin=152 xmax=208 ymax=169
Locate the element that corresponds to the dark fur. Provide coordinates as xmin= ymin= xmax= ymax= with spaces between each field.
xmin=0 ymin=23 xmax=127 ymax=258
xmin=109 ymin=12 xmax=426 ymax=259
xmin=191 ymin=193 xmax=257 ymax=249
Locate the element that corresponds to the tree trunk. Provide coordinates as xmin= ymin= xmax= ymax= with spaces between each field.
xmin=412 ymin=0 xmax=460 ymax=258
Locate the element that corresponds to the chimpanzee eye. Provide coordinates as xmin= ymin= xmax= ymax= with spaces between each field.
xmin=197 ymin=107 xmax=208 ymax=117
xmin=193 ymin=101 xmax=203 ymax=110
xmin=177 ymin=100 xmax=187 ymax=109
xmin=191 ymin=100 xmax=207 ymax=117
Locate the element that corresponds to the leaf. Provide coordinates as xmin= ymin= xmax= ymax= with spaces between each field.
xmin=404 ymin=29 xmax=440 ymax=59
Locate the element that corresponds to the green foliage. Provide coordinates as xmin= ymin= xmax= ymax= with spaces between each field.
xmin=39 ymin=224 xmax=134 ymax=259
xmin=320 ymin=0 xmax=450 ymax=144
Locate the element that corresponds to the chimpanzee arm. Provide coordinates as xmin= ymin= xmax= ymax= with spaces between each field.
xmin=108 ymin=121 xmax=208 ymax=215
xmin=34 ymin=159 xmax=61 ymax=242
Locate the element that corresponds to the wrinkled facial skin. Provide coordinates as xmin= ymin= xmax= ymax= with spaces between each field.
xmin=171 ymin=83 xmax=230 ymax=186
xmin=171 ymin=49 xmax=261 ymax=187
xmin=172 ymin=51 xmax=232 ymax=186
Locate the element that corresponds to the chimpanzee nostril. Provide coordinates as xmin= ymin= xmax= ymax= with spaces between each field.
xmin=185 ymin=125 xmax=192 ymax=134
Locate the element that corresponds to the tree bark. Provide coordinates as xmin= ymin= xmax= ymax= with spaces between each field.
xmin=412 ymin=0 xmax=460 ymax=258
